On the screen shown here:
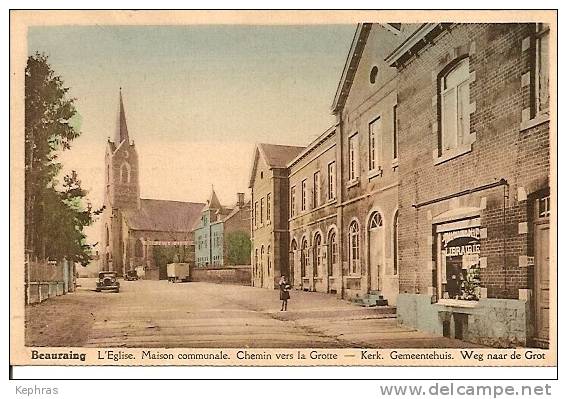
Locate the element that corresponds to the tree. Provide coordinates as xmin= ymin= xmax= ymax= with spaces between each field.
xmin=225 ymin=231 xmax=251 ymax=265
xmin=25 ymin=53 xmax=101 ymax=265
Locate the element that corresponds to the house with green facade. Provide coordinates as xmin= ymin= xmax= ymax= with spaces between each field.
xmin=193 ymin=189 xmax=251 ymax=267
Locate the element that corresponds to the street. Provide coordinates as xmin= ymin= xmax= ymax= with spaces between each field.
xmin=26 ymin=279 xmax=478 ymax=348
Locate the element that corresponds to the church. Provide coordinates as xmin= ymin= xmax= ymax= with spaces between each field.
xmin=99 ymin=90 xmax=205 ymax=278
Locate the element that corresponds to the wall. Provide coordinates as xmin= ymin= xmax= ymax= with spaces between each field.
xmin=338 ymin=24 xmax=401 ymax=304
xmin=288 ymin=130 xmax=338 ymax=293
xmin=190 ymin=265 xmax=252 ymax=286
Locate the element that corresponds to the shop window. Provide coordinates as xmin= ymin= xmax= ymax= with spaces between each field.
xmin=437 ymin=221 xmax=481 ymax=301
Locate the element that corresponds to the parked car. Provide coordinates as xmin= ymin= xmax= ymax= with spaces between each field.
xmin=124 ymin=270 xmax=139 ymax=281
xmin=96 ymin=271 xmax=120 ymax=293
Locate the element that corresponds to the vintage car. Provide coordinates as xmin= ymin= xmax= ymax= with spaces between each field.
xmin=124 ymin=270 xmax=139 ymax=281
xmin=95 ymin=271 xmax=120 ymax=293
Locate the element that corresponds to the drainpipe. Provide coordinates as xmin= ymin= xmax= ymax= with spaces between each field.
xmin=336 ymin=112 xmax=345 ymax=299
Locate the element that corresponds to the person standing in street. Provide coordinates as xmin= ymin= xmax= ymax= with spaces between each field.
xmin=279 ymin=275 xmax=290 ymax=311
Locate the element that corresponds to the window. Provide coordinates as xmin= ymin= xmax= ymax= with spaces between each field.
xmin=313 ymin=171 xmax=321 ymax=208
xmin=349 ymin=221 xmax=360 ymax=274
xmin=328 ymin=231 xmax=337 ymax=276
xmin=290 ymin=186 xmax=296 ymax=217
xmin=369 ymin=117 xmax=381 ymax=172
xmin=260 ymin=246 xmax=264 ymax=274
xmin=328 ymin=162 xmax=336 ymax=200
xmin=135 ymin=240 xmax=143 ymax=257
xmin=267 ymin=245 xmax=271 ymax=276
xmin=254 ymin=202 xmax=258 ymax=228
xmin=393 ymin=210 xmax=399 ymax=275
xmin=120 ymin=162 xmax=130 ymax=184
xmin=535 ymin=23 xmax=550 ymax=114
xmin=313 ymin=233 xmax=322 ymax=277
xmin=255 ymin=249 xmax=258 ymax=276
xmin=266 ymin=193 xmax=271 ymax=223
xmin=105 ymin=224 xmax=110 ymax=246
xmin=440 ymin=58 xmax=470 ymax=153
xmin=260 ymin=198 xmax=264 ymax=225
xmin=301 ymin=179 xmax=307 ymax=211
xmin=301 ymin=239 xmax=308 ymax=278
xmin=369 ymin=212 xmax=383 ymax=229
xmin=538 ymin=195 xmax=550 ymax=218
xmin=370 ymin=66 xmax=378 ymax=84
xmin=348 ymin=133 xmax=359 ymax=181
xmin=393 ymin=105 xmax=399 ymax=161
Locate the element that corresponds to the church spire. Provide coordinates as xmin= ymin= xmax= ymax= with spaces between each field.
xmin=115 ymin=88 xmax=130 ymax=144
xmin=207 ymin=186 xmax=222 ymax=210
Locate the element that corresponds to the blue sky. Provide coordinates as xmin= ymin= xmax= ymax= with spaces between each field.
xmin=27 ymin=24 xmax=355 ymax=242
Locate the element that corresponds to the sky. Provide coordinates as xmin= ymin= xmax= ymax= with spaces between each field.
xmin=27 ymin=24 xmax=355 ymax=244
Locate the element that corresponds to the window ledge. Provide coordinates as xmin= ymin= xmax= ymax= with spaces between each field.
xmin=368 ymin=167 xmax=383 ymax=181
xmin=520 ymin=112 xmax=550 ymax=132
xmin=433 ymin=142 xmax=473 ymax=166
xmin=346 ymin=178 xmax=360 ymax=189
xmin=435 ymin=299 xmax=479 ymax=308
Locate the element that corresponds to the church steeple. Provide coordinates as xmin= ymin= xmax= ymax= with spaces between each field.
xmin=206 ymin=186 xmax=222 ymax=210
xmin=115 ymin=88 xmax=130 ymax=144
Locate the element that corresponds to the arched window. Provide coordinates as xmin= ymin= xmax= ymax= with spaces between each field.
xmin=393 ymin=210 xmax=399 ymax=275
xmin=369 ymin=211 xmax=383 ymax=229
xmin=349 ymin=221 xmax=360 ymax=274
xmin=120 ymin=162 xmax=131 ymax=184
xmin=291 ymin=239 xmax=298 ymax=252
xmin=313 ymin=233 xmax=322 ymax=277
xmin=440 ymin=57 xmax=470 ymax=153
xmin=301 ymin=238 xmax=308 ymax=278
xmin=267 ymin=245 xmax=271 ymax=276
xmin=260 ymin=245 xmax=265 ymax=274
xmin=328 ymin=230 xmax=337 ymax=277
xmin=135 ymin=239 xmax=143 ymax=257
xmin=255 ymin=249 xmax=258 ymax=277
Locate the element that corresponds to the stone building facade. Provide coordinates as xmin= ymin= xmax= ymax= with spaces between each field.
xmin=249 ymin=143 xmax=305 ymax=289
xmin=288 ymin=127 xmax=339 ymax=294
xmin=193 ymin=189 xmax=251 ymax=267
xmin=100 ymin=91 xmax=205 ymax=278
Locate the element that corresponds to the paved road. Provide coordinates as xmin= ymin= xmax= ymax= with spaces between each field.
xmin=26 ymin=278 xmax=478 ymax=348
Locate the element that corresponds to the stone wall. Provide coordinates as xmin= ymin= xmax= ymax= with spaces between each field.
xmin=190 ymin=265 xmax=251 ymax=286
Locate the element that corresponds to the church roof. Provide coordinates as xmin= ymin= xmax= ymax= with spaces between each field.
xmin=124 ymin=199 xmax=205 ymax=232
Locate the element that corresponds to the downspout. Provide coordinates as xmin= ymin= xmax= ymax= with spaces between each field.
xmin=336 ymin=111 xmax=345 ymax=299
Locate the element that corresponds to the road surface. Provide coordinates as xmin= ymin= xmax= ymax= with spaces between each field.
xmin=26 ymin=278 xmax=478 ymax=348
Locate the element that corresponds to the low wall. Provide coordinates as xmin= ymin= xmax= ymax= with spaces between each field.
xmin=25 ymin=258 xmax=74 ymax=305
xmin=190 ymin=265 xmax=251 ymax=286
xmin=397 ymin=293 xmax=529 ymax=348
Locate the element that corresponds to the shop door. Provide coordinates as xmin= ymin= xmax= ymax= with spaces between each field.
xmin=534 ymin=221 xmax=550 ymax=343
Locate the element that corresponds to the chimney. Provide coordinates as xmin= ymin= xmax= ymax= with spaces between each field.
xmin=237 ymin=192 xmax=245 ymax=207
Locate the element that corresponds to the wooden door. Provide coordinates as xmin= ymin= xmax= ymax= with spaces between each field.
xmin=534 ymin=222 xmax=550 ymax=342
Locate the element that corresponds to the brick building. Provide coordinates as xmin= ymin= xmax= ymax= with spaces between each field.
xmin=251 ymin=22 xmax=552 ymax=348
xmin=388 ymin=23 xmax=551 ymax=348
xmin=193 ymin=189 xmax=251 ymax=267
xmin=249 ymin=143 xmax=305 ymax=288
xmin=100 ymin=91 xmax=205 ymax=279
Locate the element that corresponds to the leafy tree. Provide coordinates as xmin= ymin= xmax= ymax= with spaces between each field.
xmin=225 ymin=231 xmax=251 ymax=265
xmin=25 ymin=53 xmax=102 ymax=265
